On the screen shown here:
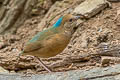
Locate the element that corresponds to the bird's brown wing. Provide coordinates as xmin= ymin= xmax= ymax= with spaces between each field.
xmin=23 ymin=41 xmax=44 ymax=53
xmin=23 ymin=34 xmax=56 ymax=53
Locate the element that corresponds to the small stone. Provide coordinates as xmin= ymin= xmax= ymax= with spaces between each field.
xmin=10 ymin=70 xmax=16 ymax=73
xmin=95 ymin=63 xmax=100 ymax=67
xmin=0 ymin=42 xmax=8 ymax=49
xmin=0 ymin=66 xmax=9 ymax=73
xmin=73 ymin=0 xmax=110 ymax=18
xmin=80 ymin=33 xmax=88 ymax=48
xmin=101 ymin=56 xmax=111 ymax=66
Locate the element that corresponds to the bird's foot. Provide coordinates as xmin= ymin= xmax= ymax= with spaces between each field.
xmin=35 ymin=56 xmax=52 ymax=73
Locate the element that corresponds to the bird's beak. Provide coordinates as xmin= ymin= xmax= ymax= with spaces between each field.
xmin=74 ymin=16 xmax=80 ymax=20
xmin=73 ymin=16 xmax=81 ymax=27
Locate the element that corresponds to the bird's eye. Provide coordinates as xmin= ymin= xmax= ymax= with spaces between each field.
xmin=69 ymin=19 xmax=73 ymax=22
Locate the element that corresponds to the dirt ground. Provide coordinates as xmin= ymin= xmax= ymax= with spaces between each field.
xmin=0 ymin=1 xmax=120 ymax=74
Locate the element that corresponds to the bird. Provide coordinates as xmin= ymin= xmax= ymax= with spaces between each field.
xmin=18 ymin=14 xmax=80 ymax=72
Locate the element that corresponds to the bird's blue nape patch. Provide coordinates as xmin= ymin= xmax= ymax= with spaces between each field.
xmin=53 ymin=17 xmax=63 ymax=28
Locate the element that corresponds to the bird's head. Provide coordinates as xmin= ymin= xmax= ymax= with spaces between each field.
xmin=53 ymin=14 xmax=80 ymax=32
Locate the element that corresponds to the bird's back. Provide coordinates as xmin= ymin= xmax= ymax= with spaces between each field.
xmin=28 ymin=27 xmax=59 ymax=43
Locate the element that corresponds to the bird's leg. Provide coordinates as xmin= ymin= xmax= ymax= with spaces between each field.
xmin=35 ymin=56 xmax=52 ymax=72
